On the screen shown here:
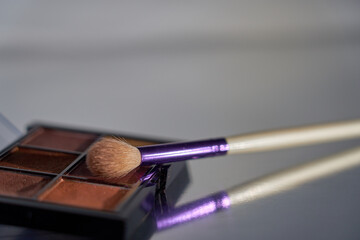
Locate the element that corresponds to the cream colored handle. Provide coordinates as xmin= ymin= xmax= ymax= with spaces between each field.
xmin=227 ymin=146 xmax=360 ymax=205
xmin=226 ymin=119 xmax=360 ymax=154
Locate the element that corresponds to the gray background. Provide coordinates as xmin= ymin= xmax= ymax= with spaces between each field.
xmin=1 ymin=1 xmax=360 ymax=239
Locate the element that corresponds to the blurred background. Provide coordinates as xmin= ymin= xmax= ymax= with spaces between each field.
xmin=0 ymin=1 xmax=360 ymax=239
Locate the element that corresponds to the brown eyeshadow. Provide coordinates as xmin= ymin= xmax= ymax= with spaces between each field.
xmin=0 ymin=147 xmax=78 ymax=173
xmin=0 ymin=170 xmax=51 ymax=198
xmin=67 ymin=160 xmax=151 ymax=186
xmin=22 ymin=128 xmax=98 ymax=152
xmin=39 ymin=179 xmax=131 ymax=211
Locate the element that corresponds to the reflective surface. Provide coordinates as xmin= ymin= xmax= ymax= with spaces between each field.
xmin=1 ymin=1 xmax=360 ymax=239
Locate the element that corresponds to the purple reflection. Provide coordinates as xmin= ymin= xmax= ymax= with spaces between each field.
xmin=140 ymin=171 xmax=154 ymax=182
xmin=156 ymin=191 xmax=230 ymax=230
xmin=139 ymin=138 xmax=229 ymax=164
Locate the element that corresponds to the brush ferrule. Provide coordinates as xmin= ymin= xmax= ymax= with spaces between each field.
xmin=156 ymin=191 xmax=230 ymax=230
xmin=139 ymin=138 xmax=229 ymax=164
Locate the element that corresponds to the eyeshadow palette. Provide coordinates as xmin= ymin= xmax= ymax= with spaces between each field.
xmin=0 ymin=123 xmax=189 ymax=239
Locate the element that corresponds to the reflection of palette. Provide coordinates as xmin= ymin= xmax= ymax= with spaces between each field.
xmin=0 ymin=124 xmax=189 ymax=239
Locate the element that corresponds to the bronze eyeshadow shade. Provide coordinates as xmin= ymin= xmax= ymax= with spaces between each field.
xmin=0 ymin=169 xmax=51 ymax=198
xmin=0 ymin=147 xmax=78 ymax=173
xmin=39 ymin=178 xmax=132 ymax=211
xmin=22 ymin=128 xmax=98 ymax=152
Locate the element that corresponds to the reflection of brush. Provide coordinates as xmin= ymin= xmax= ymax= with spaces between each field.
xmin=156 ymin=146 xmax=360 ymax=230
xmin=86 ymin=119 xmax=360 ymax=178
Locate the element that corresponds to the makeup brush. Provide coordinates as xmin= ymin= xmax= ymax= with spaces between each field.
xmin=156 ymin=145 xmax=360 ymax=230
xmin=86 ymin=119 xmax=360 ymax=178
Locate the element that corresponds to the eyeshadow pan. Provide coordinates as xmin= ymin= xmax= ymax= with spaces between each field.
xmin=0 ymin=169 xmax=51 ymax=198
xmin=0 ymin=147 xmax=78 ymax=173
xmin=22 ymin=128 xmax=98 ymax=152
xmin=39 ymin=179 xmax=132 ymax=211
xmin=67 ymin=160 xmax=151 ymax=186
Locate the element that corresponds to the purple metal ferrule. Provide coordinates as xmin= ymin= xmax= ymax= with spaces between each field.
xmin=138 ymin=138 xmax=229 ymax=164
xmin=156 ymin=191 xmax=230 ymax=230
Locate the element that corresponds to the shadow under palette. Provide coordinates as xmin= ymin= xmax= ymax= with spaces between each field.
xmin=0 ymin=124 xmax=189 ymax=239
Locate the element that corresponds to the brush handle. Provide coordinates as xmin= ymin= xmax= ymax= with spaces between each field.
xmin=226 ymin=119 xmax=360 ymax=154
xmin=227 ymin=146 xmax=360 ymax=205
xmin=139 ymin=119 xmax=360 ymax=164
xmin=156 ymin=146 xmax=360 ymax=230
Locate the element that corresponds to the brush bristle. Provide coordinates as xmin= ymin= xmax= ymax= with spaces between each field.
xmin=86 ymin=138 xmax=141 ymax=178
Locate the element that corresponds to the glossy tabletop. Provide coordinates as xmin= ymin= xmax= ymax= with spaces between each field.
xmin=0 ymin=1 xmax=360 ymax=239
